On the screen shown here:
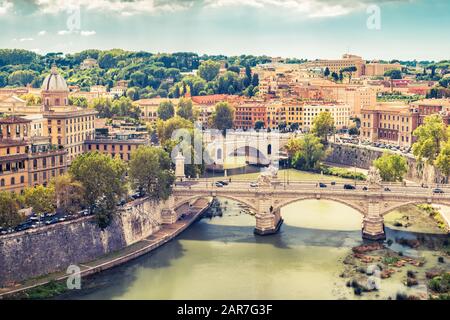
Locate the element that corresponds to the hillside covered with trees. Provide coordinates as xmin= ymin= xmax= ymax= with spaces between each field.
xmin=0 ymin=49 xmax=274 ymax=99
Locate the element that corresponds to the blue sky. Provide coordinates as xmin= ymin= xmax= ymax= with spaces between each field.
xmin=0 ymin=0 xmax=449 ymax=60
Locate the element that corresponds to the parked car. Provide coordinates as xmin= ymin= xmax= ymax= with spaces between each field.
xmin=433 ymin=188 xmax=444 ymax=194
xmin=343 ymin=184 xmax=356 ymax=190
xmin=250 ymin=182 xmax=258 ymax=188
xmin=319 ymin=183 xmax=327 ymax=188
xmin=331 ymin=181 xmax=336 ymax=186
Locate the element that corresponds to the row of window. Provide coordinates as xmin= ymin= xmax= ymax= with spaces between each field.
xmin=87 ymin=144 xmax=133 ymax=151
xmin=0 ymin=176 xmax=25 ymax=186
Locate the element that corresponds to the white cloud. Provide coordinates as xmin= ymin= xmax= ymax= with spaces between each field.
xmin=30 ymin=49 xmax=41 ymax=53
xmin=0 ymin=1 xmax=13 ymax=15
xmin=204 ymin=0 xmax=370 ymax=17
xmin=29 ymin=0 xmax=408 ymax=18
xmin=19 ymin=38 xmax=34 ymax=42
xmin=38 ymin=30 xmax=47 ymax=36
xmin=80 ymin=30 xmax=96 ymax=36
xmin=34 ymin=0 xmax=194 ymax=16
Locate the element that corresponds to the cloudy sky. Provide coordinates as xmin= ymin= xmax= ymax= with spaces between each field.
xmin=0 ymin=0 xmax=449 ymax=60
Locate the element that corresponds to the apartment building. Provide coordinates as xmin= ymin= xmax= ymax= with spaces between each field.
xmin=0 ymin=117 xmax=30 ymax=193
xmin=302 ymin=103 xmax=351 ymax=131
xmin=234 ymin=102 xmax=267 ymax=130
xmin=42 ymin=65 xmax=97 ymax=164
xmin=84 ymin=129 xmax=149 ymax=161
xmin=360 ymin=103 xmax=418 ymax=146
xmin=360 ymin=99 xmax=450 ymax=147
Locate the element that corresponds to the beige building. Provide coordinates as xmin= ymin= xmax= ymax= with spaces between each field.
xmin=80 ymin=58 xmax=99 ymax=70
xmin=302 ymin=103 xmax=351 ymax=130
xmin=360 ymin=103 xmax=418 ymax=146
xmin=135 ymin=98 xmax=180 ymax=123
xmin=41 ymin=65 xmax=97 ymax=164
xmin=304 ymin=54 xmax=402 ymax=77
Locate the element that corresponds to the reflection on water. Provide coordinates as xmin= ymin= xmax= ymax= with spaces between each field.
xmin=60 ymin=199 xmax=447 ymax=300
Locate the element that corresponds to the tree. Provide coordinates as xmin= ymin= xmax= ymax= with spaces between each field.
xmin=23 ymin=185 xmax=56 ymax=216
xmin=211 ymin=102 xmax=234 ymax=132
xmin=51 ymin=173 xmax=85 ymax=215
xmin=311 ymin=111 xmax=335 ymax=143
xmin=331 ymin=72 xmax=339 ymax=82
xmin=98 ymin=52 xmax=116 ymax=69
xmin=176 ymin=98 xmax=194 ymax=121
xmin=8 ymin=70 xmax=37 ymax=86
xmin=373 ymin=153 xmax=408 ymax=182
xmin=324 ymin=67 xmax=330 ymax=77
xmin=385 ymin=69 xmax=402 ymax=80
xmin=254 ymin=120 xmax=265 ymax=130
xmin=291 ymin=134 xmax=327 ymax=171
xmin=435 ymin=139 xmax=450 ymax=178
xmin=129 ymin=146 xmax=175 ymax=201
xmin=341 ymin=66 xmax=357 ymax=83
xmin=69 ymin=152 xmax=127 ymax=228
xmin=0 ymin=192 xmax=22 ymax=228
xmin=412 ymin=114 xmax=447 ymax=164
xmin=285 ymin=137 xmax=302 ymax=156
xmin=198 ymin=60 xmax=220 ymax=82
xmin=156 ymin=116 xmax=194 ymax=144
xmin=158 ymin=100 xmax=175 ymax=120
xmin=251 ymin=73 xmax=259 ymax=87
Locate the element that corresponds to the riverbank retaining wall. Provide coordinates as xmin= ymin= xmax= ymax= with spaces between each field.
xmin=326 ymin=143 xmax=422 ymax=182
xmin=0 ymin=198 xmax=164 ymax=287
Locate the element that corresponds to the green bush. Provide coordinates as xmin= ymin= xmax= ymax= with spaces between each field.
xmin=320 ymin=166 xmax=366 ymax=181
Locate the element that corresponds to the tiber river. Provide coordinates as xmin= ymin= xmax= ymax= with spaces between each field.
xmin=60 ymin=198 xmax=449 ymax=300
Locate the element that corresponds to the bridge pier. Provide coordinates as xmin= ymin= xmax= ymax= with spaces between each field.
xmin=362 ymin=200 xmax=386 ymax=241
xmin=160 ymin=196 xmax=178 ymax=224
xmin=254 ymin=196 xmax=283 ymax=235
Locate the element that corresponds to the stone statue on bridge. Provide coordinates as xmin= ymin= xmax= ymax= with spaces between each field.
xmin=257 ymin=165 xmax=279 ymax=187
xmin=367 ymin=166 xmax=382 ymax=189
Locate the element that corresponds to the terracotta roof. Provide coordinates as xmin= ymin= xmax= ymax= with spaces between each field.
xmin=0 ymin=116 xmax=31 ymax=124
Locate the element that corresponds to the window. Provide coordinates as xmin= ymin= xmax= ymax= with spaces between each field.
xmin=20 ymin=176 xmax=24 ymax=184
xmin=10 ymin=177 xmax=15 ymax=185
xmin=0 ymin=179 xmax=4 ymax=186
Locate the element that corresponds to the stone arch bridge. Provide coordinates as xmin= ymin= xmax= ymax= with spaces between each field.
xmin=161 ymin=180 xmax=450 ymax=240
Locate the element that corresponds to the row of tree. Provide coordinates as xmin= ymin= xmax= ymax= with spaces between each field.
xmin=0 ymin=147 xmax=175 ymax=230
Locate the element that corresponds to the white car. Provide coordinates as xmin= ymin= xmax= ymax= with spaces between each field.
xmin=250 ymin=182 xmax=258 ymax=188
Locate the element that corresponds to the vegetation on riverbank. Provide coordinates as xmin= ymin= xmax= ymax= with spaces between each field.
xmin=5 ymin=280 xmax=68 ymax=300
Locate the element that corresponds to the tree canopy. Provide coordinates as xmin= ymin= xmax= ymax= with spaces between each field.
xmin=373 ymin=153 xmax=408 ymax=182
xmin=128 ymin=146 xmax=175 ymax=201
xmin=69 ymin=152 xmax=127 ymax=228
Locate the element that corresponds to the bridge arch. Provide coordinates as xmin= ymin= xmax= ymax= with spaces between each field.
xmin=228 ymin=146 xmax=270 ymax=165
xmin=273 ymin=196 xmax=367 ymax=216
xmin=174 ymin=194 xmax=258 ymax=212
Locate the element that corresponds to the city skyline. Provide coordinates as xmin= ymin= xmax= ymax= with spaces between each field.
xmin=1 ymin=0 xmax=449 ymax=61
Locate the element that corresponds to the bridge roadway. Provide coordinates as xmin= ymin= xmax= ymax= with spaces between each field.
xmin=170 ymin=179 xmax=450 ymax=240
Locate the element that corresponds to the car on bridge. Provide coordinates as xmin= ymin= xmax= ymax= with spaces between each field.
xmin=384 ymin=187 xmax=391 ymax=192
xmin=215 ymin=182 xmax=224 ymax=187
xmin=250 ymin=182 xmax=258 ymax=188
xmin=343 ymin=184 xmax=356 ymax=190
xmin=218 ymin=180 xmax=229 ymax=186
xmin=433 ymin=188 xmax=444 ymax=194
xmin=319 ymin=183 xmax=327 ymax=188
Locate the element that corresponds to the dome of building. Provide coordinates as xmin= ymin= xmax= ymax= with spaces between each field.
xmin=41 ymin=64 xmax=68 ymax=92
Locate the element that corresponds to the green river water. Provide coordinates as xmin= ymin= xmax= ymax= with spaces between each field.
xmin=59 ymin=198 xmax=449 ymax=300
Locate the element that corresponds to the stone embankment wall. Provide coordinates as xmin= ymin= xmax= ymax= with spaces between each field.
xmin=326 ymin=143 xmax=422 ymax=182
xmin=0 ymin=198 xmax=164 ymax=287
